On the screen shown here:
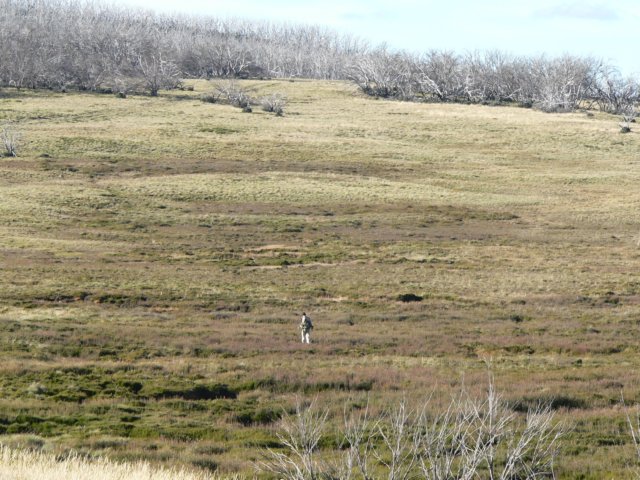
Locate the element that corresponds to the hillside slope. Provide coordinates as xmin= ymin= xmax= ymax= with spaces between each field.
xmin=1 ymin=80 xmax=640 ymax=478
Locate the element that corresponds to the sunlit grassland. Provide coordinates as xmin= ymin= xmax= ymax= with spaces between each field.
xmin=0 ymin=445 xmax=217 ymax=480
xmin=1 ymin=79 xmax=640 ymax=478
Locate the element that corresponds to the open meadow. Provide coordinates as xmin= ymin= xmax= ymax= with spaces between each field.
xmin=1 ymin=79 xmax=640 ymax=478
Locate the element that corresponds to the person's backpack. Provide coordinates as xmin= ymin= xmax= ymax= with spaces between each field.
xmin=302 ymin=316 xmax=313 ymax=330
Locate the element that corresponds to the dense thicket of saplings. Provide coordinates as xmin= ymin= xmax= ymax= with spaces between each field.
xmin=0 ymin=0 xmax=638 ymax=113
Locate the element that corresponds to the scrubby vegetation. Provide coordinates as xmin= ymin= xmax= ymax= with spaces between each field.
xmin=1 ymin=73 xmax=640 ymax=477
xmin=1 ymin=123 xmax=20 ymax=156
xmin=0 ymin=0 xmax=363 ymax=91
xmin=260 ymin=94 xmax=287 ymax=116
xmin=1 ymin=0 xmax=637 ymax=116
xmin=348 ymin=49 xmax=639 ymax=113
xmin=260 ymin=382 xmax=565 ymax=480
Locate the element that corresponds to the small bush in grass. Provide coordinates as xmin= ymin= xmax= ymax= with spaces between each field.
xmin=620 ymin=104 xmax=637 ymax=133
xmin=146 ymin=383 xmax=237 ymax=400
xmin=1 ymin=124 xmax=20 ymax=157
xmin=397 ymin=293 xmax=423 ymax=302
xmin=200 ymin=92 xmax=220 ymax=104
xmin=234 ymin=407 xmax=281 ymax=426
xmin=260 ymin=93 xmax=287 ymax=116
xmin=190 ymin=458 xmax=218 ymax=472
xmin=214 ymin=80 xmax=254 ymax=111
xmin=511 ymin=394 xmax=586 ymax=412
xmin=27 ymin=382 xmax=47 ymax=395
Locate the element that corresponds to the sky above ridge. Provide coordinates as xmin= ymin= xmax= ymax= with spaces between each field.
xmin=113 ymin=0 xmax=639 ymax=75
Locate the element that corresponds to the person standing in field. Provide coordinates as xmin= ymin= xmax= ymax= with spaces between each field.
xmin=300 ymin=312 xmax=313 ymax=343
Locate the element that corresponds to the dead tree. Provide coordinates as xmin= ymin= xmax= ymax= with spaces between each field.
xmin=260 ymin=380 xmax=565 ymax=480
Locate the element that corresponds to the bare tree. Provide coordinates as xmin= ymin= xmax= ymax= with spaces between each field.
xmin=349 ymin=47 xmax=414 ymax=100
xmin=374 ymin=399 xmax=421 ymax=480
xmin=463 ymin=50 xmax=522 ymax=104
xmin=412 ymin=50 xmax=465 ymax=102
xmin=416 ymin=381 xmax=564 ymax=480
xmin=594 ymin=71 xmax=640 ymax=114
xmin=622 ymin=397 xmax=640 ymax=478
xmin=260 ymin=380 xmax=565 ymax=480
xmin=259 ymin=400 xmax=329 ymax=480
xmin=527 ymin=55 xmax=602 ymax=112
xmin=341 ymin=402 xmax=378 ymax=480
xmin=137 ymin=54 xmax=181 ymax=96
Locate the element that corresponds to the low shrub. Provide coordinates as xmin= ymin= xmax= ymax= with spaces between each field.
xmin=397 ymin=293 xmax=423 ymax=302
xmin=200 ymin=92 xmax=220 ymax=104
xmin=190 ymin=458 xmax=218 ymax=472
xmin=1 ymin=124 xmax=20 ymax=157
xmin=619 ymin=104 xmax=636 ymax=133
xmin=511 ymin=394 xmax=587 ymax=412
xmin=145 ymin=383 xmax=237 ymax=401
xmin=260 ymin=93 xmax=287 ymax=116
xmin=213 ymin=80 xmax=254 ymax=110
xmin=234 ymin=407 xmax=281 ymax=426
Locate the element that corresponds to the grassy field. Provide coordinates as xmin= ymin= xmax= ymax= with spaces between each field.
xmin=1 ymin=79 xmax=640 ymax=478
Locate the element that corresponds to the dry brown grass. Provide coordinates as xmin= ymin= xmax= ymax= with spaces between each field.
xmin=0 ymin=445 xmax=216 ymax=480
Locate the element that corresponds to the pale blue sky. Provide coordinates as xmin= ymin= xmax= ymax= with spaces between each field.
xmin=115 ymin=0 xmax=639 ymax=75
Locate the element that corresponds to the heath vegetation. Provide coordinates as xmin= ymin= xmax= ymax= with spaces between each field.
xmin=0 ymin=77 xmax=639 ymax=478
